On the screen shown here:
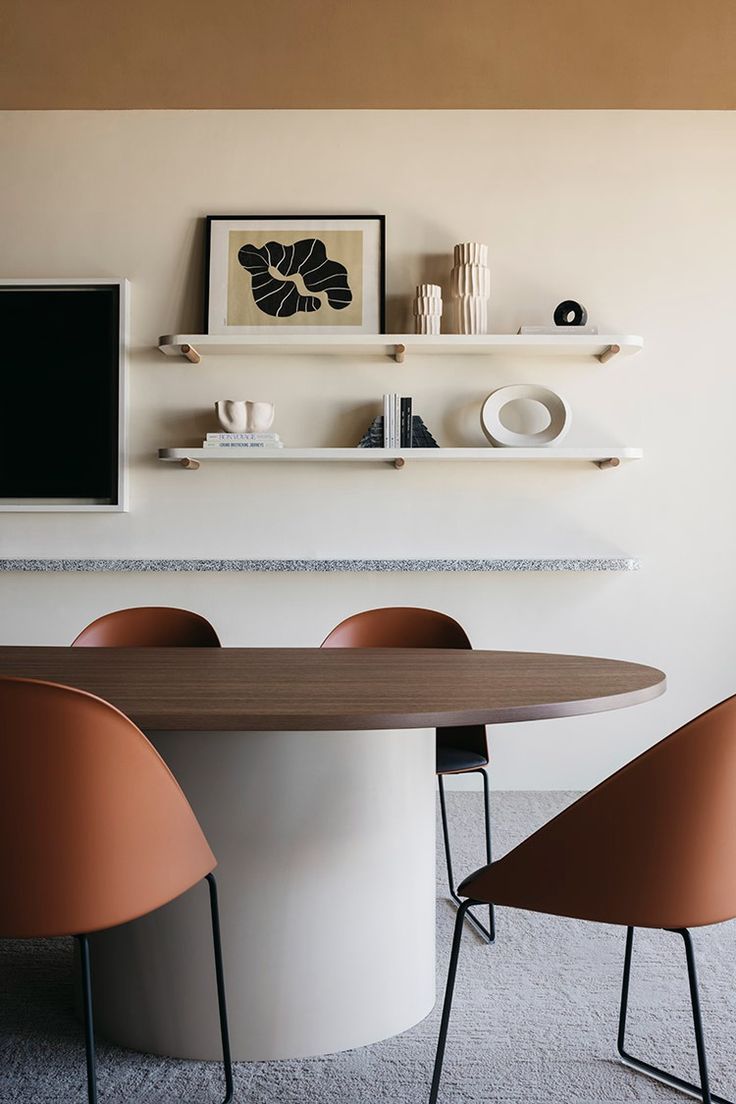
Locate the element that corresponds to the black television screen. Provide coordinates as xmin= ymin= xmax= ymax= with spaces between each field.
xmin=0 ymin=282 xmax=124 ymax=508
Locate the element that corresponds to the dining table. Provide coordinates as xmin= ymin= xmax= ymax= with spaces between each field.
xmin=0 ymin=645 xmax=666 ymax=1061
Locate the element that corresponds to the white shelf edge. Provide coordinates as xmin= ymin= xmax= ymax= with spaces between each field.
xmin=158 ymin=332 xmax=643 ymax=362
xmin=158 ymin=446 xmax=642 ymax=468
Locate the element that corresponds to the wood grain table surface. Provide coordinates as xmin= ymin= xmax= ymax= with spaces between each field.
xmin=0 ymin=647 xmax=666 ymax=731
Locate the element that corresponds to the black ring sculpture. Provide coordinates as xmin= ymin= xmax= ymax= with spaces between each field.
xmin=238 ymin=238 xmax=353 ymax=318
xmin=553 ymin=300 xmax=588 ymax=326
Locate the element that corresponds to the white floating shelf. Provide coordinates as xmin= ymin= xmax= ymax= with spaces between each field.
xmin=158 ymin=333 xmax=643 ymax=364
xmin=158 ymin=447 xmax=642 ymax=470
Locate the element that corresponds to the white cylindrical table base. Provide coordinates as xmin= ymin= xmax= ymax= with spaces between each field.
xmin=89 ymin=727 xmax=436 ymax=1060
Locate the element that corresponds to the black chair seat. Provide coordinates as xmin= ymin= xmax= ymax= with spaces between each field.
xmin=436 ymin=746 xmax=489 ymax=775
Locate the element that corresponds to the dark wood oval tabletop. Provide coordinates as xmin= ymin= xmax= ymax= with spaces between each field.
xmin=0 ymin=646 xmax=666 ymax=731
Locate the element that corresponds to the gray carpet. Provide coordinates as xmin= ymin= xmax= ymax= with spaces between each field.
xmin=2 ymin=791 xmax=736 ymax=1103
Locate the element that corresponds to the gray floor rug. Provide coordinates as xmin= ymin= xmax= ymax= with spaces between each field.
xmin=2 ymin=791 xmax=735 ymax=1103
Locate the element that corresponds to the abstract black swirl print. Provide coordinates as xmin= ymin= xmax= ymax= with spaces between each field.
xmin=237 ymin=238 xmax=353 ymax=318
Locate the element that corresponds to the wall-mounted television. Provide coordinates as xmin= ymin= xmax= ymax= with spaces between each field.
xmin=0 ymin=278 xmax=128 ymax=512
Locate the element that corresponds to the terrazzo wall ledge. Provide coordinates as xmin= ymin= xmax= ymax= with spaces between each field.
xmin=0 ymin=558 xmax=640 ymax=573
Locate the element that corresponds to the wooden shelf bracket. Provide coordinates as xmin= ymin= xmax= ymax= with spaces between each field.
xmin=181 ymin=343 xmax=201 ymax=364
xmin=596 ymin=457 xmax=621 ymax=470
xmin=179 ymin=457 xmax=200 ymax=470
xmin=393 ymin=343 xmax=407 ymax=363
xmin=597 ymin=343 xmax=621 ymax=364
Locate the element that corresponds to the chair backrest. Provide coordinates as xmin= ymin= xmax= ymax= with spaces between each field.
xmin=0 ymin=676 xmax=216 ymax=938
xmin=72 ymin=606 xmax=220 ymax=647
xmin=322 ymin=607 xmax=487 ymax=761
xmin=321 ymin=606 xmax=472 ymax=650
xmin=462 ymin=694 xmax=736 ymax=929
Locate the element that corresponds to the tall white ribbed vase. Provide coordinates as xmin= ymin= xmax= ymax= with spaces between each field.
xmin=413 ymin=284 xmax=443 ymax=335
xmin=450 ymin=242 xmax=490 ymax=334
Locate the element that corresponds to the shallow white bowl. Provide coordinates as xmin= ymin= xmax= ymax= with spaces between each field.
xmin=480 ymin=384 xmax=571 ymax=447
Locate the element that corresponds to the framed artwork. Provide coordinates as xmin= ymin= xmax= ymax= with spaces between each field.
xmin=0 ymin=278 xmax=128 ymax=512
xmin=204 ymin=215 xmax=385 ymax=335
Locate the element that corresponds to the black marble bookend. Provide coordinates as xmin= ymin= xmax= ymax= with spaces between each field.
xmin=357 ymin=415 xmax=439 ymax=448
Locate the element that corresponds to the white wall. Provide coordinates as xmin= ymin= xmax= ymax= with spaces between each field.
xmin=1 ymin=110 xmax=735 ymax=789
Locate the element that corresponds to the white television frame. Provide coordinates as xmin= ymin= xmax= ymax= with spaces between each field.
xmin=0 ymin=278 xmax=129 ymax=512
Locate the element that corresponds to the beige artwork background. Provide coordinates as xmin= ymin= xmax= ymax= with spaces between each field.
xmin=227 ymin=229 xmax=364 ymax=327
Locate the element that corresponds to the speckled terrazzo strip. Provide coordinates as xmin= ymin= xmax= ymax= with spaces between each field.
xmin=0 ymin=558 xmax=640 ymax=572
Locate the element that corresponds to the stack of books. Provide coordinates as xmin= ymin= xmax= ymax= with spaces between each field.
xmin=382 ymin=394 xmax=413 ymax=448
xmin=203 ymin=432 xmax=283 ymax=449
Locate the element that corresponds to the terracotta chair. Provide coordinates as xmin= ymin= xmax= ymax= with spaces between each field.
xmin=0 ymin=676 xmax=233 ymax=1104
xmin=72 ymin=606 xmax=221 ymax=648
xmin=429 ymin=694 xmax=736 ymax=1104
xmin=322 ymin=607 xmax=494 ymax=943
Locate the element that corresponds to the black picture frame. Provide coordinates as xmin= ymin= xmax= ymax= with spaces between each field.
xmin=204 ymin=214 xmax=386 ymax=335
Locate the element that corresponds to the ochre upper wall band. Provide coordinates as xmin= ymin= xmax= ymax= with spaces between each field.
xmin=3 ymin=0 xmax=736 ymax=110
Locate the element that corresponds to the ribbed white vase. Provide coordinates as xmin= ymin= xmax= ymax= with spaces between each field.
xmin=413 ymin=283 xmax=443 ymax=335
xmin=450 ymin=242 xmax=490 ymax=334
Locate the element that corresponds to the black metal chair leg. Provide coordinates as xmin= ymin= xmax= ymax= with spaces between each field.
xmin=75 ymin=879 xmax=234 ymax=1104
xmin=437 ymin=772 xmax=495 ymax=944
xmin=77 ymin=934 xmax=98 ymax=1104
xmin=429 ymin=900 xmax=472 ymax=1104
xmin=682 ymin=928 xmax=714 ymax=1104
xmin=618 ymin=925 xmax=730 ymax=1104
xmin=478 ymin=767 xmax=496 ymax=941
xmin=206 ymin=873 xmax=235 ymax=1104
